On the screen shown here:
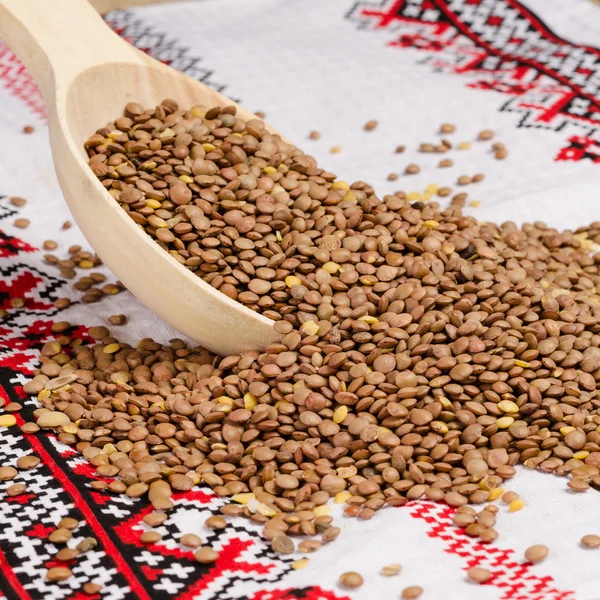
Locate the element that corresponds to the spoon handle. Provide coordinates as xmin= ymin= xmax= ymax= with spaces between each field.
xmin=0 ymin=0 xmax=141 ymax=102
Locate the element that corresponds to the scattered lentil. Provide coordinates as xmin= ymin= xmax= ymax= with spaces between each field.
xmin=180 ymin=534 xmax=203 ymax=548
xmin=339 ymin=572 xmax=363 ymax=589
xmin=380 ymin=564 xmax=402 ymax=577
xmin=205 ymin=516 xmax=227 ymax=530
xmin=467 ymin=567 xmax=491 ymax=583
xmin=6 ymin=483 xmax=27 ymax=497
xmin=194 ymin=547 xmax=219 ymax=564
xmin=402 ymin=586 xmax=424 ymax=599
xmin=0 ymin=415 xmax=17 ymax=428
xmin=47 ymin=567 xmax=72 ymax=582
xmin=141 ymin=531 xmax=162 ymax=544
xmin=108 ymin=314 xmax=127 ymax=326
xmin=0 ymin=466 xmax=18 ymax=481
xmin=83 ymin=583 xmax=102 ymax=595
xmin=525 ymin=545 xmax=549 ymax=564
xmin=581 ymin=535 xmax=600 ymax=549
xmin=271 ymin=535 xmax=295 ymax=554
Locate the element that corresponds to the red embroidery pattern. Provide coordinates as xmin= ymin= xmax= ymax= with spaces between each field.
xmin=408 ymin=501 xmax=575 ymax=600
xmin=556 ymin=135 xmax=600 ymax=163
xmin=349 ymin=0 xmax=600 ymax=161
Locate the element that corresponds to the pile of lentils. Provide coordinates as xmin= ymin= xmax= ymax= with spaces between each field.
xmin=80 ymin=99 xmax=600 ymax=539
xmin=7 ymin=99 xmax=600 ymax=589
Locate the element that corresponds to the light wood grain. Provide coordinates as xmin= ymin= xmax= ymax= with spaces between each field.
xmin=0 ymin=0 xmax=281 ymax=356
xmin=89 ymin=0 xmax=182 ymax=16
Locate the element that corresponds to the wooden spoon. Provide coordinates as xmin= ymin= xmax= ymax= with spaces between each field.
xmin=0 ymin=0 xmax=281 ymax=355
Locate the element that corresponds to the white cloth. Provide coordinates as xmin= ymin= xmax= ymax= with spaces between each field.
xmin=2 ymin=0 xmax=600 ymax=598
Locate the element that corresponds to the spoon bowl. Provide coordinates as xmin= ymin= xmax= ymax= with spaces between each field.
xmin=0 ymin=0 xmax=281 ymax=355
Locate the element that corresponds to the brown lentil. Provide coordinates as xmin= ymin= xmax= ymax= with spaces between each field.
xmin=56 ymin=548 xmax=79 ymax=561
xmin=0 ymin=466 xmax=18 ymax=481
xmin=467 ymin=567 xmax=491 ymax=583
xmin=108 ymin=314 xmax=127 ymax=326
xmin=205 ymin=516 xmax=227 ymax=530
xmin=478 ymin=129 xmax=494 ymax=140
xmin=339 ymin=572 xmax=363 ymax=589
xmin=194 ymin=547 xmax=219 ymax=564
xmin=581 ymin=534 xmax=600 ymax=548
xmin=47 ymin=567 xmax=72 ymax=582
xmin=6 ymin=483 xmax=27 ymax=497
xmin=525 ymin=545 xmax=549 ymax=564
xmin=180 ymin=533 xmax=203 ymax=548
xmin=402 ymin=586 xmax=424 ymax=599
xmin=83 ymin=583 xmax=103 ymax=595
xmin=141 ymin=531 xmax=162 ymax=544
xmin=271 ymin=535 xmax=295 ymax=554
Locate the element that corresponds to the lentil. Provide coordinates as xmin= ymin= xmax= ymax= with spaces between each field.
xmin=83 ymin=583 xmax=102 ymax=595
xmin=0 ymin=466 xmax=18 ymax=481
xmin=467 ymin=567 xmax=491 ymax=583
xmin=402 ymin=586 xmax=424 ymax=599
xmin=0 ymin=415 xmax=17 ymax=427
xmin=525 ymin=545 xmax=549 ymax=564
xmin=108 ymin=314 xmax=127 ymax=325
xmin=581 ymin=535 xmax=600 ymax=548
xmin=205 ymin=516 xmax=227 ymax=530
xmin=271 ymin=535 xmax=295 ymax=554
xmin=47 ymin=568 xmax=72 ymax=582
xmin=380 ymin=564 xmax=402 ymax=576
xmin=194 ymin=547 xmax=219 ymax=563
xmin=339 ymin=572 xmax=363 ymax=589
xmin=180 ymin=533 xmax=203 ymax=548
